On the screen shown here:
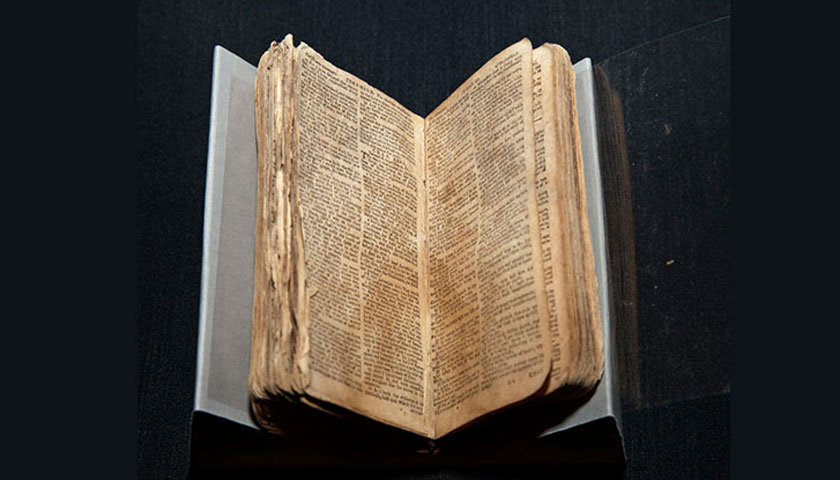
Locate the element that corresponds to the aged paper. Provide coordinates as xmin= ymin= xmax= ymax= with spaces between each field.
xmin=251 ymin=37 xmax=602 ymax=439
xmin=292 ymin=44 xmax=431 ymax=436
xmin=536 ymin=44 xmax=603 ymax=389
xmin=425 ymin=38 xmax=551 ymax=437
xmin=532 ymin=44 xmax=580 ymax=390
xmin=251 ymin=36 xmax=297 ymax=398
xmin=548 ymin=44 xmax=604 ymax=386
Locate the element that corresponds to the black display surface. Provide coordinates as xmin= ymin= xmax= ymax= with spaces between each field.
xmin=138 ymin=1 xmax=731 ymax=477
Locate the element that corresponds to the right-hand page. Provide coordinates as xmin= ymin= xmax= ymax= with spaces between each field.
xmin=424 ymin=38 xmax=552 ymax=438
xmin=533 ymin=43 xmax=604 ymax=394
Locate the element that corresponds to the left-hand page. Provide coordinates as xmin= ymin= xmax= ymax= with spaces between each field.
xmin=250 ymin=36 xmax=433 ymax=438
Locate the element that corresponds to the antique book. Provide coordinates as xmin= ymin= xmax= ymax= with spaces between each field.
xmin=249 ymin=35 xmax=603 ymax=440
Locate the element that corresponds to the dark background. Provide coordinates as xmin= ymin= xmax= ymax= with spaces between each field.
xmin=138 ymin=0 xmax=731 ymax=477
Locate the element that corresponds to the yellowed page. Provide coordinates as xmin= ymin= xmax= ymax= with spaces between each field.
xmin=550 ymin=44 xmax=604 ymax=386
xmin=532 ymin=45 xmax=579 ymax=390
xmin=292 ymin=44 xmax=432 ymax=437
xmin=425 ymin=38 xmax=551 ymax=438
xmin=251 ymin=37 xmax=600 ymax=440
xmin=251 ymin=36 xmax=297 ymax=398
xmin=536 ymin=44 xmax=603 ymax=390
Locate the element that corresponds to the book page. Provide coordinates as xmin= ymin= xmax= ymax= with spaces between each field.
xmin=292 ymin=44 xmax=432 ymax=437
xmin=425 ymin=38 xmax=551 ymax=438
xmin=550 ymin=44 xmax=604 ymax=387
xmin=251 ymin=36 xmax=297 ymax=399
xmin=532 ymin=45 xmax=579 ymax=390
xmin=534 ymin=44 xmax=604 ymax=391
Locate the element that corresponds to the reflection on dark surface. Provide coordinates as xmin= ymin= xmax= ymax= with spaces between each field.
xmin=593 ymin=65 xmax=641 ymax=412
xmin=597 ymin=18 xmax=731 ymax=409
xmin=595 ymin=18 xmax=731 ymax=479
xmin=191 ymin=64 xmax=637 ymax=478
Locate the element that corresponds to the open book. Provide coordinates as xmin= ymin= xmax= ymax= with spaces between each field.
xmin=249 ymin=35 xmax=603 ymax=440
